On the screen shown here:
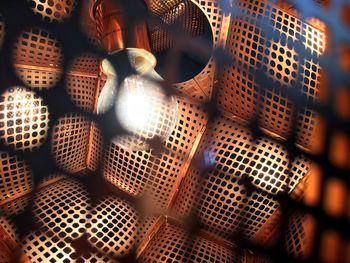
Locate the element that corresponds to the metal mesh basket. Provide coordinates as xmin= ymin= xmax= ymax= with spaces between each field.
xmin=0 ymin=0 xmax=349 ymax=262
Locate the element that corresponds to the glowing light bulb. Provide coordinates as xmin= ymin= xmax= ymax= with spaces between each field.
xmin=116 ymin=74 xmax=178 ymax=150
xmin=97 ymin=49 xmax=178 ymax=151
xmin=117 ymin=76 xmax=153 ymax=130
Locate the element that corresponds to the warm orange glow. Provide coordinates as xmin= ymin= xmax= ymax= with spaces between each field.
xmin=0 ymin=0 xmax=348 ymax=262
xmin=324 ymin=177 xmax=347 ymax=217
xmin=320 ymin=231 xmax=342 ymax=262
xmin=329 ymin=131 xmax=350 ymax=168
xmin=0 ymin=87 xmax=49 ymax=151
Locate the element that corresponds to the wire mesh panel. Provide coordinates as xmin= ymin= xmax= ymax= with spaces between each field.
xmin=12 ymin=27 xmax=63 ymax=90
xmin=146 ymin=0 xmax=183 ymax=16
xmin=0 ymin=173 xmax=64 ymax=217
xmin=114 ymin=75 xmax=179 ymax=151
xmin=0 ymin=216 xmax=18 ymax=263
xmin=0 ymin=86 xmax=49 ymax=151
xmin=102 ymin=99 xmax=206 ymax=210
xmin=22 ymin=230 xmax=121 ymax=263
xmin=16 ymin=181 xmax=157 ymax=262
xmin=32 ymin=178 xmax=90 ymax=240
xmin=66 ymin=53 xmax=100 ymax=113
xmin=79 ymin=1 xmax=101 ymax=47
xmin=173 ymin=115 xmax=311 ymax=239
xmin=66 ymin=75 xmax=98 ymax=113
xmin=51 ymin=113 xmax=90 ymax=173
xmin=0 ymin=216 xmax=19 ymax=244
xmin=85 ymin=77 xmax=105 ymax=171
xmin=0 ymin=0 xmax=349 ymax=262
xmin=19 ymin=178 xmax=116 ymax=263
xmin=21 ymin=230 xmax=79 ymax=262
xmin=135 ymin=216 xmax=160 ymax=249
xmin=28 ymin=0 xmax=76 ymax=22
xmin=69 ymin=54 xmax=101 ymax=76
xmin=148 ymin=0 xmax=207 ymax=52
xmin=16 ymin=69 xmax=61 ymax=90
xmin=147 ymin=0 xmax=225 ymax=99
xmin=0 ymin=194 xmax=31 ymax=217
xmin=218 ymin=0 xmax=326 ymax=151
xmin=19 ymin=179 xmax=142 ymax=262
xmin=176 ymin=0 xmax=226 ymax=99
xmin=13 ymin=27 xmax=63 ymax=68
xmin=253 ymin=208 xmax=281 ymax=246
xmin=139 ymin=221 xmax=242 ymax=262
xmin=0 ymin=151 xmax=33 ymax=204
xmin=284 ymin=211 xmax=315 ymax=260
xmin=86 ymin=196 xmax=139 ymax=258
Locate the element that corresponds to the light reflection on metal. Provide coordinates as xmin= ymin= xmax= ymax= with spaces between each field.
xmin=92 ymin=0 xmax=151 ymax=52
xmin=0 ymin=87 xmax=49 ymax=151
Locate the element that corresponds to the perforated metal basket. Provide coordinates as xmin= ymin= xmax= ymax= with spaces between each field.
xmin=0 ymin=0 xmax=349 ymax=263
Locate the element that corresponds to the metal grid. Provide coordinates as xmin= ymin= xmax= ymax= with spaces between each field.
xmin=182 ymin=0 xmax=230 ymax=98
xmin=135 ymin=216 xmax=159 ymax=250
xmin=140 ymin=223 xmax=244 ymax=263
xmin=22 ymin=230 xmax=121 ymax=263
xmin=114 ymin=75 xmax=179 ymax=151
xmin=0 ymin=194 xmax=31 ymax=217
xmin=0 ymin=216 xmax=19 ymax=244
xmin=51 ymin=113 xmax=90 ymax=173
xmin=148 ymin=0 xmax=207 ymax=52
xmin=0 ymin=86 xmax=49 ymax=151
xmin=0 ymin=151 xmax=32 ymax=204
xmin=28 ymin=0 xmax=76 ymax=22
xmin=147 ymin=0 xmax=227 ymax=100
xmin=102 ymin=99 xmax=206 ymax=210
xmin=146 ymin=0 xmax=183 ymax=17
xmin=139 ymin=221 xmax=241 ymax=263
xmin=15 ymin=69 xmax=61 ymax=90
xmin=284 ymin=211 xmax=314 ymax=260
xmin=32 ymin=179 xmax=90 ymax=240
xmin=20 ymin=178 xmax=151 ymax=262
xmin=66 ymin=74 xmax=98 ymax=113
xmin=20 ymin=178 xmax=122 ymax=263
xmin=173 ymin=115 xmax=311 ymax=239
xmin=12 ymin=27 xmax=63 ymax=91
xmin=87 ymin=196 xmax=139 ymax=258
xmin=69 ymin=54 xmax=101 ymax=76
xmin=175 ymin=0 xmax=226 ymax=99
xmin=0 ymin=0 xmax=348 ymax=262
xmin=13 ymin=27 xmax=63 ymax=69
xmin=0 ymin=173 xmax=65 ymax=217
xmin=0 ymin=216 xmax=18 ymax=262
xmin=218 ymin=0 xmax=326 ymax=151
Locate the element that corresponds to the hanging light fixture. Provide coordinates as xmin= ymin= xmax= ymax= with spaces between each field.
xmin=92 ymin=0 xmax=178 ymax=151
xmin=97 ymin=48 xmax=178 ymax=151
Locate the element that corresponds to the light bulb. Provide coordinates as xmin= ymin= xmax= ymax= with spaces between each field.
xmin=97 ymin=48 xmax=178 ymax=151
xmin=116 ymin=74 xmax=178 ymax=150
xmin=117 ymin=76 xmax=153 ymax=130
